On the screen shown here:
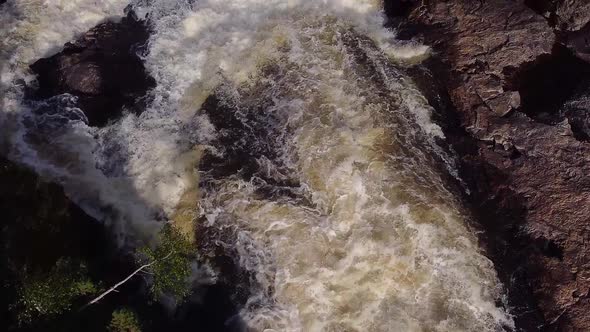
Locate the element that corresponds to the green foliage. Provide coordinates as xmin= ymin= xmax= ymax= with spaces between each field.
xmin=139 ymin=224 xmax=193 ymax=301
xmin=13 ymin=259 xmax=98 ymax=325
xmin=108 ymin=308 xmax=142 ymax=332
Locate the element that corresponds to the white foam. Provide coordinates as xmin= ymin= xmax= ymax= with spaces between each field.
xmin=0 ymin=0 xmax=129 ymax=85
xmin=0 ymin=0 xmax=167 ymax=244
xmin=161 ymin=3 xmax=511 ymax=328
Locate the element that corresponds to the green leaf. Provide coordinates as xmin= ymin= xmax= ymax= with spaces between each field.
xmin=108 ymin=308 xmax=142 ymax=332
xmin=138 ymin=224 xmax=193 ymax=302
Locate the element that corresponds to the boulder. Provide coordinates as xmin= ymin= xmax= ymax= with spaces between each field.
xmin=29 ymin=11 xmax=155 ymax=127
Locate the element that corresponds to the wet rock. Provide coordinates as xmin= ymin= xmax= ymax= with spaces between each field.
xmin=29 ymin=11 xmax=155 ymax=127
xmin=525 ymin=0 xmax=590 ymax=63
xmin=394 ymin=0 xmax=590 ymax=330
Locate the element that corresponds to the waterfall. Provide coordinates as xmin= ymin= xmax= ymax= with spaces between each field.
xmin=0 ymin=0 xmax=514 ymax=330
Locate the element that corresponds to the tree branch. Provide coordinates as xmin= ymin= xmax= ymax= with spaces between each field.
xmin=82 ymin=251 xmax=173 ymax=309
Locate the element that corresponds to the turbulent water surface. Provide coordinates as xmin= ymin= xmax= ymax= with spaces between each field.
xmin=1 ymin=0 xmax=514 ymax=331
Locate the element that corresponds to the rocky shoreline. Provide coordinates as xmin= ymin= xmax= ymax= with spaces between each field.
xmin=388 ymin=1 xmax=590 ymax=330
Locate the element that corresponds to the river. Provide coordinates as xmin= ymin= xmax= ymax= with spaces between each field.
xmin=1 ymin=1 xmax=514 ymax=331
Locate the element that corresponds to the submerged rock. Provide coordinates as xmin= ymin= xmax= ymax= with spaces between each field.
xmin=394 ymin=1 xmax=590 ymax=330
xmin=29 ymin=10 xmax=155 ymax=127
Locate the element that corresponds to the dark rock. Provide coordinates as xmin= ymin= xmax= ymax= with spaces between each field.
xmin=561 ymin=21 xmax=590 ymax=63
xmin=383 ymin=0 xmax=414 ymax=17
xmin=552 ymin=0 xmax=590 ymax=64
xmin=514 ymin=44 xmax=590 ymax=124
xmin=554 ymin=0 xmax=590 ymax=32
xmin=0 ymin=156 xmax=241 ymax=331
xmin=524 ymin=0 xmax=558 ymax=21
xmin=524 ymin=0 xmax=590 ymax=31
xmin=395 ymin=1 xmax=590 ymax=330
xmin=0 ymin=157 xmax=101 ymax=270
xmin=29 ymin=11 xmax=155 ymax=127
xmin=0 ymin=156 xmax=108 ymax=329
xmin=561 ymin=80 xmax=590 ymax=141
xmin=525 ymin=0 xmax=590 ymax=63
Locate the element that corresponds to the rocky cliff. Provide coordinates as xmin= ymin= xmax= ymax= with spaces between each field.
xmin=388 ymin=0 xmax=590 ymax=330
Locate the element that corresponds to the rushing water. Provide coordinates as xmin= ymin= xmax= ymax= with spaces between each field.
xmin=1 ymin=0 xmax=514 ymax=331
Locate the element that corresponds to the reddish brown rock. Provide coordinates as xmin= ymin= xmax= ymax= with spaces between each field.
xmin=393 ymin=0 xmax=590 ymax=330
xmin=29 ymin=10 xmax=155 ymax=127
xmin=525 ymin=0 xmax=590 ymax=63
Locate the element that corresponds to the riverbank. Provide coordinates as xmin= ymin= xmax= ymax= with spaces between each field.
xmin=389 ymin=1 xmax=590 ymax=330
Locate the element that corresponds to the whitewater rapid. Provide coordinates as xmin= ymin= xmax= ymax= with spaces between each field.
xmin=1 ymin=0 xmax=514 ymax=331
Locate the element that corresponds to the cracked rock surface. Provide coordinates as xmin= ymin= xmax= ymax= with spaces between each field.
xmin=391 ymin=0 xmax=590 ymax=330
